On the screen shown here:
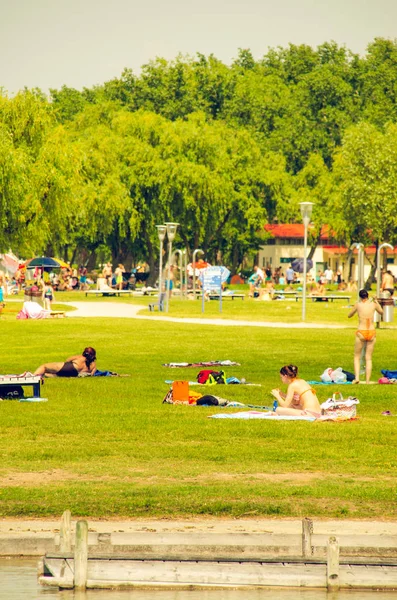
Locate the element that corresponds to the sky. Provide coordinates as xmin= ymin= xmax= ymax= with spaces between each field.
xmin=1 ymin=0 xmax=396 ymax=94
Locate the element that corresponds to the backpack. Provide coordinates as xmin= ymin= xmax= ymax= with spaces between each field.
xmin=0 ymin=385 xmax=24 ymax=399
xmin=196 ymin=395 xmax=219 ymax=406
xmin=197 ymin=370 xmax=226 ymax=385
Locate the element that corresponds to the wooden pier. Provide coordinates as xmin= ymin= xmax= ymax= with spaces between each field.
xmin=37 ymin=513 xmax=397 ymax=591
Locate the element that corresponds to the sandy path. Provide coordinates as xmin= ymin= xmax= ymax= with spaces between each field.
xmin=63 ymin=301 xmax=349 ymax=329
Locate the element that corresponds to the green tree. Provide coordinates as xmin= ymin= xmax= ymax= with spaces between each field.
xmin=334 ymin=122 xmax=397 ymax=283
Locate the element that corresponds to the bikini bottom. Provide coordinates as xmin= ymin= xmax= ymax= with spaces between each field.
xmin=57 ymin=361 xmax=79 ymax=377
xmin=356 ymin=330 xmax=376 ymax=342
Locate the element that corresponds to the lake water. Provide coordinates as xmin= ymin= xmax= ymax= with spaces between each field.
xmin=0 ymin=559 xmax=394 ymax=600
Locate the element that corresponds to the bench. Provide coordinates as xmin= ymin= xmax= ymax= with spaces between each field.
xmin=0 ymin=374 xmax=43 ymax=399
xmin=209 ymin=293 xmax=245 ymax=300
xmin=85 ymin=289 xmax=133 ymax=297
xmin=149 ymin=292 xmax=166 ymax=312
xmin=294 ymin=295 xmax=351 ymax=303
xmin=50 ymin=311 xmax=65 ymax=318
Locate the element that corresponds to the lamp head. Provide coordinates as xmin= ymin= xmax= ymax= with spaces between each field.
xmin=299 ymin=202 xmax=314 ymax=226
xmin=165 ymin=222 xmax=179 ymax=242
xmin=156 ymin=225 xmax=167 ymax=242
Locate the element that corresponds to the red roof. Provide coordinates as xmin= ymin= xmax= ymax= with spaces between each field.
xmin=264 ymin=224 xmax=332 ymax=240
xmin=323 ymin=245 xmax=397 ymax=255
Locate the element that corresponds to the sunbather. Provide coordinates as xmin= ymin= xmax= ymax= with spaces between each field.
xmin=271 ymin=364 xmax=321 ymax=417
xmin=348 ymin=289 xmax=383 ymax=384
xmin=34 ymin=347 xmax=97 ymax=378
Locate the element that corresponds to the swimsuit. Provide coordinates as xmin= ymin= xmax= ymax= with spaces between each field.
xmin=299 ymin=388 xmax=316 ymax=401
xmin=299 ymin=388 xmax=320 ymax=416
xmin=57 ymin=361 xmax=79 ymax=377
xmin=356 ymin=317 xmax=376 ymax=342
xmin=357 ymin=330 xmax=376 ymax=341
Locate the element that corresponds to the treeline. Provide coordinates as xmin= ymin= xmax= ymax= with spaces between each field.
xmin=2 ymin=38 xmax=397 ymax=273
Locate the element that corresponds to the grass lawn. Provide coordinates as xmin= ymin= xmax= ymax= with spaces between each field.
xmin=0 ymin=287 xmax=369 ymax=325
xmin=0 ymin=295 xmax=396 ymax=520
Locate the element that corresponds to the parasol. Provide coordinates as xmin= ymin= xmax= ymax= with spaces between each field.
xmin=26 ymin=257 xmax=69 ymax=270
xmin=187 ymin=260 xmax=211 ymax=277
xmin=291 ymin=258 xmax=313 ymax=274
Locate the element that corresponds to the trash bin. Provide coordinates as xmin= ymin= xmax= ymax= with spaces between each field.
xmin=24 ymin=287 xmax=44 ymax=305
xmin=377 ymin=292 xmax=394 ymax=323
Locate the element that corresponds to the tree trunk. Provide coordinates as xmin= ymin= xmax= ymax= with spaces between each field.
xmin=231 ymin=244 xmax=239 ymax=275
xmin=86 ymin=250 xmax=97 ymax=271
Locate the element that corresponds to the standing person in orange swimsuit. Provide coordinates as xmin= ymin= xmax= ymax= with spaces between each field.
xmin=348 ymin=289 xmax=383 ymax=384
xmin=271 ymin=364 xmax=321 ymax=418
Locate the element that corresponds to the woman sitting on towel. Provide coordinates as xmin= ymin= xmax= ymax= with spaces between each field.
xmin=34 ymin=347 xmax=97 ymax=378
xmin=271 ymin=364 xmax=321 ymax=418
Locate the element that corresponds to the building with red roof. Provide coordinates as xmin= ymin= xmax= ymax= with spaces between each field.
xmin=259 ymin=224 xmax=397 ymax=280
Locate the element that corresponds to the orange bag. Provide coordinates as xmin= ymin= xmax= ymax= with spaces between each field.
xmin=172 ymin=380 xmax=189 ymax=401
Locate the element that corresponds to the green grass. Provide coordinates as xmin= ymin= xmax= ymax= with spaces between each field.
xmin=0 ymin=298 xmax=396 ymax=519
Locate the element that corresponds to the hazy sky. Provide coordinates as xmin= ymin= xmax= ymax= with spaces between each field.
xmin=1 ymin=0 xmax=396 ymax=94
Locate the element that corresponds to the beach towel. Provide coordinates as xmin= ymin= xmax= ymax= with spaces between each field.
xmin=308 ymin=381 xmax=352 ymax=385
xmin=209 ymin=411 xmax=315 ymax=421
xmin=163 ymin=360 xmax=240 ymax=368
xmin=17 ymin=301 xmax=50 ymax=320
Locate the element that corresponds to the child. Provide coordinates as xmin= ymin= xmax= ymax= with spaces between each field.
xmin=44 ymin=283 xmax=55 ymax=310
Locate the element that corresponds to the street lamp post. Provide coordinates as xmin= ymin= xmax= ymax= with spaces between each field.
xmin=299 ymin=202 xmax=314 ymax=322
xmin=156 ymin=225 xmax=167 ymax=307
xmin=182 ymin=249 xmax=187 ymax=299
xmin=164 ymin=222 xmax=179 ymax=313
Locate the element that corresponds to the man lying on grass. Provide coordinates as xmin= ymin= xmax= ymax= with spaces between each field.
xmin=34 ymin=347 xmax=97 ymax=378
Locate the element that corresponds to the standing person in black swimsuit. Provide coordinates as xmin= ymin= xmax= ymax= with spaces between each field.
xmin=34 ymin=347 xmax=97 ymax=378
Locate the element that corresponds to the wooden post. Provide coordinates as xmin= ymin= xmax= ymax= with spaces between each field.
xmin=302 ymin=517 xmax=313 ymax=557
xmin=74 ymin=520 xmax=88 ymax=590
xmin=60 ymin=510 xmax=72 ymax=552
xmin=327 ymin=536 xmax=340 ymax=590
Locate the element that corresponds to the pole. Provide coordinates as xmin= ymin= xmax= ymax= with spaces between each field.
xmin=351 ymin=243 xmax=364 ymax=301
xmin=358 ymin=245 xmax=363 ymax=298
xmin=173 ymin=250 xmax=183 ymax=297
xmin=165 ymin=240 xmax=173 ymax=313
xmin=183 ymin=250 xmax=187 ymax=299
xmin=60 ymin=510 xmax=72 ymax=552
xmin=74 ymin=520 xmax=88 ymax=590
xmin=158 ymin=239 xmax=163 ymax=298
xmin=302 ymin=221 xmax=308 ymax=321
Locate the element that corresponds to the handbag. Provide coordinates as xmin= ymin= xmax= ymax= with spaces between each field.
xmin=320 ymin=392 xmax=359 ymax=419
